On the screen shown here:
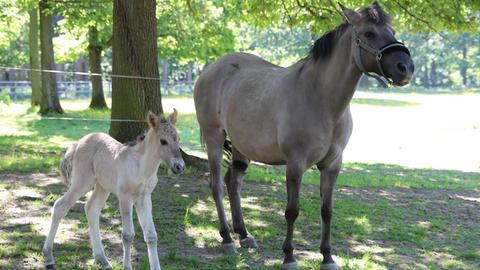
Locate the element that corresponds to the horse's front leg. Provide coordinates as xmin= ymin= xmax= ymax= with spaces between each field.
xmin=318 ymin=164 xmax=341 ymax=270
xmin=282 ymin=158 xmax=306 ymax=270
xmin=119 ymin=195 xmax=135 ymax=270
xmin=135 ymin=194 xmax=161 ymax=270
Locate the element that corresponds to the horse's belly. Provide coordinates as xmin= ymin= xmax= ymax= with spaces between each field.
xmin=228 ymin=131 xmax=286 ymax=165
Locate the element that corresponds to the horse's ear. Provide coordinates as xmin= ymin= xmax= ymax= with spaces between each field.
xmin=338 ymin=2 xmax=361 ymax=24
xmin=167 ymin=108 xmax=178 ymax=125
xmin=147 ymin=111 xmax=159 ymax=129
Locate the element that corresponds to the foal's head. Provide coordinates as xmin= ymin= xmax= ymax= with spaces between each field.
xmin=341 ymin=2 xmax=414 ymax=86
xmin=147 ymin=109 xmax=185 ymax=174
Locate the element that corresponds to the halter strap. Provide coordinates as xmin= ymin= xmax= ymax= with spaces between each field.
xmin=351 ymin=28 xmax=410 ymax=88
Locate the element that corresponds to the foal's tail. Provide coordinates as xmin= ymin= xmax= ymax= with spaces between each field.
xmin=59 ymin=143 xmax=77 ymax=186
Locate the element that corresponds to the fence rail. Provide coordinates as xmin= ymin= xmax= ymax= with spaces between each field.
xmin=0 ymin=80 xmax=195 ymax=101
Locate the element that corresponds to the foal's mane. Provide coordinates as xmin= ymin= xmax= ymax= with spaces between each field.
xmin=310 ymin=5 xmax=391 ymax=60
xmin=124 ymin=131 xmax=147 ymax=147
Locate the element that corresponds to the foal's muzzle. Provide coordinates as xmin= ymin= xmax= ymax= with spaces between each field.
xmin=171 ymin=159 xmax=185 ymax=174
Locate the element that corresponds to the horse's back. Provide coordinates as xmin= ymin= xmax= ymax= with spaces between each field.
xmin=194 ymin=52 xmax=280 ymax=124
xmin=69 ymin=133 xmax=121 ymax=190
xmin=194 ymin=52 xmax=279 ymax=103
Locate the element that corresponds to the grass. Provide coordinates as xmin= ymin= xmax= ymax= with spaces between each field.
xmin=1 ymin=97 xmax=479 ymax=269
xmin=351 ymin=98 xmax=420 ymax=107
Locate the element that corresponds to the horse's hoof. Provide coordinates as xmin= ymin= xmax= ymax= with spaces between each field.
xmin=321 ymin=262 xmax=339 ymax=270
xmin=240 ymin=236 xmax=258 ymax=249
xmin=281 ymin=261 xmax=299 ymax=270
xmin=222 ymin=242 xmax=237 ymax=253
xmin=45 ymin=264 xmax=56 ymax=270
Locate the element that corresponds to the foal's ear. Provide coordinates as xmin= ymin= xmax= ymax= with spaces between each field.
xmin=167 ymin=108 xmax=178 ymax=125
xmin=339 ymin=3 xmax=362 ymax=24
xmin=147 ymin=111 xmax=159 ymax=129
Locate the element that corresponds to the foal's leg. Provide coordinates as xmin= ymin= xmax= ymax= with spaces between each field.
xmin=119 ymin=195 xmax=135 ymax=270
xmin=135 ymin=194 xmax=161 ymax=270
xmin=318 ymin=165 xmax=340 ymax=270
xmin=85 ymin=184 xmax=111 ymax=269
xmin=204 ymin=128 xmax=236 ymax=252
xmin=282 ymin=159 xmax=306 ymax=270
xmin=43 ymin=177 xmax=94 ymax=269
xmin=224 ymin=148 xmax=257 ymax=248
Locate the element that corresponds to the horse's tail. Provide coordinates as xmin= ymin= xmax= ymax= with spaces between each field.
xmin=59 ymin=143 xmax=77 ymax=186
xmin=223 ymin=139 xmax=233 ymax=164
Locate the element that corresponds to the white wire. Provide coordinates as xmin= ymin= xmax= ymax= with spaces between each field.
xmin=0 ymin=66 xmax=161 ymax=81
xmin=40 ymin=117 xmax=146 ymax=122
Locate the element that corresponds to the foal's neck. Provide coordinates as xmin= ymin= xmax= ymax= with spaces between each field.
xmin=308 ymin=27 xmax=363 ymax=119
xmin=135 ymin=130 xmax=162 ymax=181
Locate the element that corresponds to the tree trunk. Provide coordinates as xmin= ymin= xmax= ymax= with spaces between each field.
xmin=109 ymin=0 xmax=162 ymax=142
xmin=430 ymin=60 xmax=437 ymax=87
xmin=39 ymin=0 xmax=63 ymax=114
xmin=88 ymin=26 xmax=108 ymax=109
xmin=29 ymin=8 xmax=41 ymax=106
xmin=460 ymin=44 xmax=468 ymax=86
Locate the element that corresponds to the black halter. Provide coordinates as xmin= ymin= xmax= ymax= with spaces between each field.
xmin=352 ymin=28 xmax=411 ymax=87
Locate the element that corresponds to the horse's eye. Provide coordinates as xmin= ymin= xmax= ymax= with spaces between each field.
xmin=365 ymin=31 xmax=376 ymax=39
xmin=160 ymin=139 xmax=168 ymax=145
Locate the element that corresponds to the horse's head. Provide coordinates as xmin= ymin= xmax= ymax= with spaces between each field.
xmin=146 ymin=109 xmax=185 ymax=174
xmin=341 ymin=2 xmax=414 ymax=86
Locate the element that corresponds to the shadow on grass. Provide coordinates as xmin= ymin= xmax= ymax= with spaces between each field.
xmin=1 ymin=171 xmax=479 ymax=269
xmin=0 ymin=108 xmax=202 ymax=173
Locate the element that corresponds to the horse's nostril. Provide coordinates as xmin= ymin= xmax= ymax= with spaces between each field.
xmin=396 ymin=62 xmax=407 ymax=74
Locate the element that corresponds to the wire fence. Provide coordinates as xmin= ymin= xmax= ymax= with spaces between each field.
xmin=0 ymin=80 xmax=195 ymax=101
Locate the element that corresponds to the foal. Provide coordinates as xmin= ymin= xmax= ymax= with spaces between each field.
xmin=43 ymin=110 xmax=185 ymax=270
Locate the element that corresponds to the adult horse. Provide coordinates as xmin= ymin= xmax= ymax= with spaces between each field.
xmin=194 ymin=3 xmax=414 ymax=269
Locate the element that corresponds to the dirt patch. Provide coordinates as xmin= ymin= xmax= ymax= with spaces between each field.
xmin=1 ymin=173 xmax=479 ymax=269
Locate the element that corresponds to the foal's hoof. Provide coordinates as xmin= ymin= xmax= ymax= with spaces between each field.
xmin=222 ymin=242 xmax=237 ymax=253
xmin=45 ymin=264 xmax=56 ymax=270
xmin=281 ymin=261 xmax=299 ymax=270
xmin=240 ymin=236 xmax=258 ymax=249
xmin=320 ymin=262 xmax=339 ymax=270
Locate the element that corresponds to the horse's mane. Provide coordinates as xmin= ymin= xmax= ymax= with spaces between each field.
xmin=310 ymin=5 xmax=391 ymax=60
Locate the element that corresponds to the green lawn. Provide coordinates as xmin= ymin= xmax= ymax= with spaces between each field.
xmin=0 ymin=98 xmax=479 ymax=269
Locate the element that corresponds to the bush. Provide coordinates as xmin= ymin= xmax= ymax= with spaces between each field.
xmin=0 ymin=94 xmax=11 ymax=105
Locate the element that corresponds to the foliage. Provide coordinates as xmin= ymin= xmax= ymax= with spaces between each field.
xmin=0 ymin=1 xmax=29 ymax=66
xmin=234 ymin=24 xmax=312 ymax=66
xmin=226 ymin=0 xmax=480 ymax=33
xmin=157 ymin=0 xmax=235 ymax=65
xmin=50 ymin=1 xmax=112 ymax=63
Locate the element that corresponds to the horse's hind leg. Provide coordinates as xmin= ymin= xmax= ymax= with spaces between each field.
xmin=224 ymin=148 xmax=257 ymax=249
xmin=204 ymin=127 xmax=236 ymax=252
xmin=85 ymin=184 xmax=111 ymax=269
xmin=43 ymin=175 xmax=94 ymax=269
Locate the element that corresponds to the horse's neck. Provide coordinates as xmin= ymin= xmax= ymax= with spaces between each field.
xmin=303 ymin=29 xmax=362 ymax=119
